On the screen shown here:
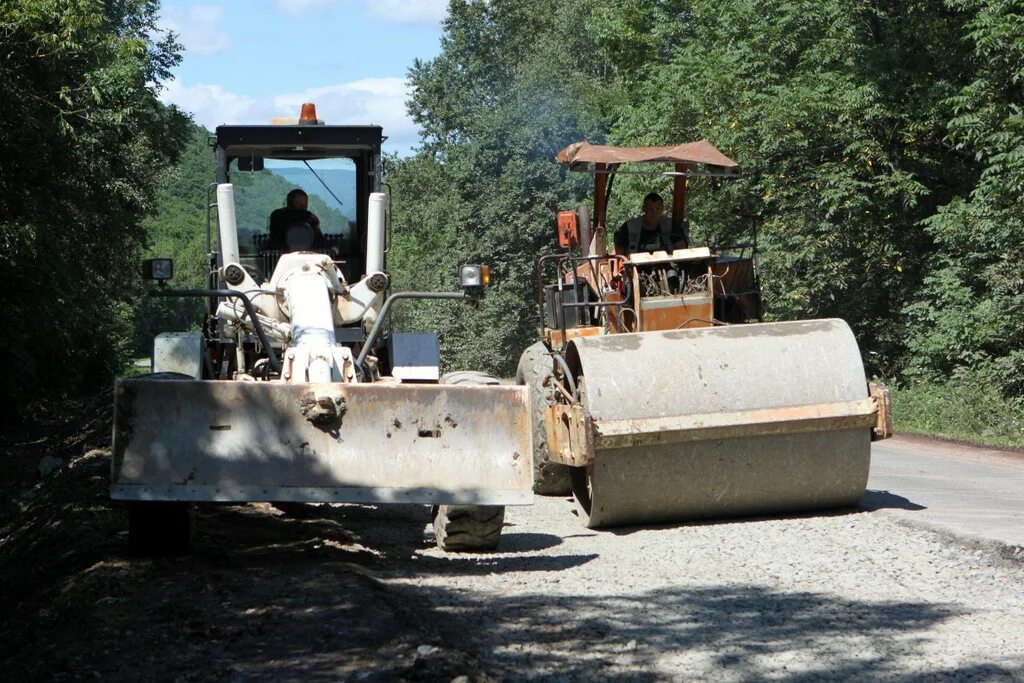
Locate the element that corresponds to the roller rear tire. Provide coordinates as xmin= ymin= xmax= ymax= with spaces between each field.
xmin=516 ymin=342 xmax=572 ymax=496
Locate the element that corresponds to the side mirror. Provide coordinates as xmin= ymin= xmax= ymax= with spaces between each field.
xmin=142 ymin=258 xmax=174 ymax=283
xmin=557 ymin=210 xmax=579 ymax=248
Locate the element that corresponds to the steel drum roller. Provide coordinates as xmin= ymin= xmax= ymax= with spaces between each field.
xmin=563 ymin=319 xmax=872 ymax=527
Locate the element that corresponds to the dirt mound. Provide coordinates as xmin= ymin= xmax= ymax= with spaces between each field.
xmin=0 ymin=389 xmax=118 ymax=613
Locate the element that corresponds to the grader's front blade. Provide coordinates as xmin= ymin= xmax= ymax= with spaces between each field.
xmin=112 ymin=380 xmax=533 ymax=505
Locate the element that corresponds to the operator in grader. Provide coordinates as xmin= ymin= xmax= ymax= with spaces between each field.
xmin=268 ymin=188 xmax=323 ymax=252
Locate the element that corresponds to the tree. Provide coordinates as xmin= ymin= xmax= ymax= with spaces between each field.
xmin=388 ymin=0 xmax=611 ymax=374
xmin=601 ymin=0 xmax=977 ymax=378
xmin=904 ymin=0 xmax=1024 ymax=396
xmin=133 ymin=123 xmax=215 ymax=351
xmin=0 ymin=0 xmax=188 ymax=421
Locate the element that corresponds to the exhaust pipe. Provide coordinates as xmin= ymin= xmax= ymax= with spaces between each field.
xmin=366 ymin=192 xmax=386 ymax=274
xmin=216 ymin=183 xmax=241 ymax=266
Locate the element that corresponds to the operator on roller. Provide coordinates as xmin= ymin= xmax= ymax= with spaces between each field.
xmin=268 ymin=188 xmax=323 ymax=252
xmin=613 ymin=192 xmax=687 ymax=255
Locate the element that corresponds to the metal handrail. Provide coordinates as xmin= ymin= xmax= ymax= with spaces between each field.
xmin=535 ymin=253 xmax=628 ymax=350
xmin=153 ymin=288 xmax=281 ymax=375
xmin=355 ymin=290 xmax=472 ymax=373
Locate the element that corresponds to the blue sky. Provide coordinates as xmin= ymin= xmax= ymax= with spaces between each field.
xmin=157 ymin=0 xmax=446 ymax=153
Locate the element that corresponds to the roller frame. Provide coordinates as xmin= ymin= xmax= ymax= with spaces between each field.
xmin=547 ymin=394 xmax=887 ymax=467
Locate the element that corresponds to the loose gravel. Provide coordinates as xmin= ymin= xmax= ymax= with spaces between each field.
xmin=365 ymin=496 xmax=1024 ymax=681
xmin=5 ymin=404 xmax=1024 ymax=681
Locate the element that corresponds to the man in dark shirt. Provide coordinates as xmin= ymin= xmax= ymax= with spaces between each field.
xmin=268 ymin=189 xmax=323 ymax=251
xmin=613 ymin=192 xmax=687 ymax=255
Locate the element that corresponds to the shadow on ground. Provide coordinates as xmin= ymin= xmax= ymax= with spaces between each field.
xmin=600 ymin=505 xmax=862 ymax=537
xmin=394 ymin=583 xmax=1016 ymax=682
xmin=0 ymin=444 xmax=1017 ymax=681
xmin=860 ymin=489 xmax=928 ymax=511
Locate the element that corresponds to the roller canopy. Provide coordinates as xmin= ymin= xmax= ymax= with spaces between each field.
xmin=556 ymin=140 xmax=741 ymax=174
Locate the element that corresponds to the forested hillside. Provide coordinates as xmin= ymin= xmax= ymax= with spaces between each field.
xmin=387 ymin=0 xmax=1024 ymax=443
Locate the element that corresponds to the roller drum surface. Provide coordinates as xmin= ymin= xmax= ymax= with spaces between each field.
xmin=565 ymin=319 xmax=872 ymax=527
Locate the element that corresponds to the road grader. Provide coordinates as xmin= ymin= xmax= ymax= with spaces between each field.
xmin=112 ymin=105 xmax=532 ymax=554
xmin=518 ymin=141 xmax=892 ymax=527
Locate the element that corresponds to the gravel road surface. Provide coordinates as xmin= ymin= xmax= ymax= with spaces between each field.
xmin=348 ymin=493 xmax=1024 ymax=682
xmin=4 ymin=404 xmax=1024 ymax=681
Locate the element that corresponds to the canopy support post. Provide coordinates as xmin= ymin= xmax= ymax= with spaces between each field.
xmin=593 ymin=163 xmax=609 ymax=256
xmin=672 ymin=162 xmax=689 ymax=247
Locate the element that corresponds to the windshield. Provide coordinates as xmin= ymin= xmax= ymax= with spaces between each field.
xmin=229 ymin=157 xmax=358 ymax=257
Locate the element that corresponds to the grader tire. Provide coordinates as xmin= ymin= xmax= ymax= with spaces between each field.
xmin=128 ymin=502 xmax=194 ymax=557
xmin=433 ymin=505 xmax=505 ymax=552
xmin=516 ymin=342 xmax=571 ymax=496
xmin=433 ymin=371 xmax=506 ymax=552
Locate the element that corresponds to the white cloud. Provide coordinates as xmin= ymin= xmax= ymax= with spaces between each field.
xmin=274 ymin=0 xmax=336 ymax=15
xmin=159 ymin=76 xmax=419 ymax=153
xmin=160 ymin=4 xmax=231 ymax=56
xmin=160 ymin=79 xmax=258 ymax=128
xmin=274 ymin=0 xmax=447 ymax=25
xmin=362 ymin=0 xmax=447 ymax=25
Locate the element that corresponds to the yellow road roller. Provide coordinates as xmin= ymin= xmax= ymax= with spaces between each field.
xmin=517 ymin=140 xmax=891 ymax=526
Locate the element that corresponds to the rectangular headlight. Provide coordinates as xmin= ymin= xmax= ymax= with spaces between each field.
xmin=459 ymin=264 xmax=490 ymax=288
xmin=142 ymin=258 xmax=174 ymax=281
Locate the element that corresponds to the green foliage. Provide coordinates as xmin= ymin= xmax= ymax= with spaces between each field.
xmin=391 ymin=0 xmax=1024 ymax=423
xmin=602 ymin=0 xmax=977 ymax=377
xmin=0 ymin=0 xmax=188 ymax=421
xmin=892 ymin=375 xmax=1024 ymax=448
xmin=133 ymin=124 xmax=214 ymax=351
xmin=388 ymin=0 xmax=610 ymax=374
xmin=8 ymin=0 xmax=1012 ymax=450
xmin=905 ymin=0 xmax=1024 ymax=396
